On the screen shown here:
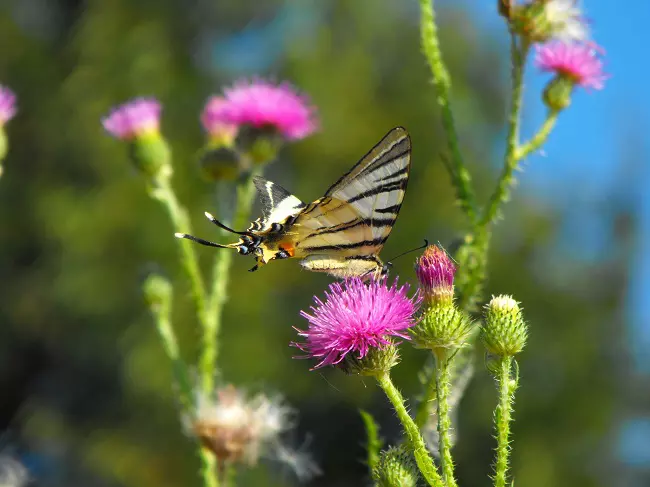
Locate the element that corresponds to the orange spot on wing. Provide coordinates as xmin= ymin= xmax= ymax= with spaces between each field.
xmin=279 ymin=243 xmax=295 ymax=257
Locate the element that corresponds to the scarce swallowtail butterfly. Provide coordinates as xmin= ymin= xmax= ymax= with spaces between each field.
xmin=176 ymin=127 xmax=411 ymax=279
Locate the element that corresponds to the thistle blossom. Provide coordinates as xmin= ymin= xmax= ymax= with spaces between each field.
xmin=0 ymin=85 xmax=16 ymax=125
xmin=294 ymin=278 xmax=420 ymax=369
xmin=102 ymin=98 xmax=162 ymax=140
xmin=206 ymin=79 xmax=318 ymax=140
xmin=535 ymin=42 xmax=607 ymax=90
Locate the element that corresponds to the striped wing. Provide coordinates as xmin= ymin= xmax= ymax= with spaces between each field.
xmin=293 ymin=127 xmax=411 ymax=260
xmin=252 ymin=176 xmax=306 ymax=229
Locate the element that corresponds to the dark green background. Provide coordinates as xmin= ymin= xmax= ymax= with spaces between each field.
xmin=0 ymin=1 xmax=637 ymax=486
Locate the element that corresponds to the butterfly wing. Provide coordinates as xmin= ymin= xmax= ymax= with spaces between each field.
xmin=252 ymin=176 xmax=306 ymax=230
xmin=292 ymin=127 xmax=411 ymax=276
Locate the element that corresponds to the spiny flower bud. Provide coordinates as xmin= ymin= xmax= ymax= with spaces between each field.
xmin=410 ymin=304 xmax=474 ymax=352
xmin=372 ymin=446 xmax=419 ymax=487
xmin=415 ymin=245 xmax=456 ymax=306
xmin=142 ymin=273 xmax=172 ymax=312
xmin=343 ymin=343 xmax=400 ymax=377
xmin=481 ymin=295 xmax=528 ymax=356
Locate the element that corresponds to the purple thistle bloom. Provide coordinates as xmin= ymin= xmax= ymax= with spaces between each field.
xmin=0 ymin=85 xmax=17 ymax=125
xmin=102 ymin=98 xmax=162 ymax=140
xmin=201 ymin=96 xmax=238 ymax=142
xmin=206 ymin=79 xmax=318 ymax=141
xmin=294 ymin=278 xmax=420 ymax=369
xmin=415 ymin=245 xmax=456 ymax=304
xmin=535 ymin=42 xmax=608 ymax=90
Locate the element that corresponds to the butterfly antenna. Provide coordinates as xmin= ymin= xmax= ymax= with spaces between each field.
xmin=175 ymin=233 xmax=232 ymax=249
xmin=204 ymin=212 xmax=252 ymax=236
xmin=386 ymin=239 xmax=429 ymax=264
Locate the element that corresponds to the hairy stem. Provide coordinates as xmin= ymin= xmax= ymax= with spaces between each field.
xmin=493 ymin=356 xmax=517 ymax=487
xmin=418 ymin=0 xmax=477 ymax=223
xmin=435 ymin=352 xmax=457 ymax=487
xmin=516 ymin=110 xmax=559 ymax=160
xmin=149 ymin=174 xmax=208 ymax=321
xmin=376 ymin=372 xmax=443 ymax=487
xmin=481 ymin=37 xmax=529 ymax=228
xmin=145 ymin=279 xmax=218 ymax=487
xmin=201 ymin=168 xmax=261 ymax=394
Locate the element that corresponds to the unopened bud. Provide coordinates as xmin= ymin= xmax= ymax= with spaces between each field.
xmin=198 ymin=146 xmax=240 ymax=182
xmin=415 ymin=245 xmax=456 ymax=306
xmin=235 ymin=125 xmax=283 ymax=166
xmin=143 ymin=273 xmax=172 ymax=312
xmin=481 ymin=295 xmax=528 ymax=356
xmin=372 ymin=446 xmax=419 ymax=487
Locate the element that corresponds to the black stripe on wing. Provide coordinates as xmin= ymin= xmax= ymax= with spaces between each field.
xmin=301 ymin=235 xmax=389 ymax=252
xmin=306 ymin=217 xmax=396 ymax=238
xmin=346 ymin=179 xmax=408 ymax=204
xmin=324 ymin=127 xmax=411 ymax=197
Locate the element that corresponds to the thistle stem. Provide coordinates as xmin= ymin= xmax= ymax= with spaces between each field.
xmin=434 ymin=352 xmax=457 ymax=487
xmin=145 ymin=279 xmax=218 ymax=487
xmin=516 ymin=110 xmax=559 ymax=160
xmin=149 ymin=173 xmax=208 ymax=321
xmin=418 ymin=0 xmax=477 ymax=223
xmin=376 ymin=372 xmax=443 ymax=487
xmin=493 ymin=356 xmax=517 ymax=487
xmin=201 ymin=168 xmax=261 ymax=394
xmin=480 ymin=37 xmax=529 ymax=228
xmin=415 ymin=360 xmax=437 ymax=429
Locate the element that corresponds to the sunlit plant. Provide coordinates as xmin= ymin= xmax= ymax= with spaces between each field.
xmin=34 ymin=0 xmax=611 ymax=485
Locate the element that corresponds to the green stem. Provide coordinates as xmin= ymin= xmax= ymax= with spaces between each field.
xmin=146 ymin=280 xmax=218 ymax=487
xmin=480 ymin=37 xmax=529 ymax=228
xmin=515 ymin=111 xmax=559 ymax=160
xmin=376 ymin=372 xmax=443 ymax=487
xmin=434 ymin=352 xmax=457 ymax=487
xmin=493 ymin=356 xmax=516 ymax=487
xmin=149 ymin=173 xmax=208 ymax=321
xmin=201 ymin=169 xmax=261 ymax=394
xmin=418 ymin=0 xmax=477 ymax=223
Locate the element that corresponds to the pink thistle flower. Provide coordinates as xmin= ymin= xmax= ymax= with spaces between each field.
xmin=294 ymin=278 xmax=420 ymax=369
xmin=0 ymin=85 xmax=17 ymax=125
xmin=415 ymin=245 xmax=456 ymax=304
xmin=201 ymin=96 xmax=239 ymax=143
xmin=208 ymin=79 xmax=318 ymax=140
xmin=101 ymin=98 xmax=162 ymax=140
xmin=535 ymin=42 xmax=607 ymax=90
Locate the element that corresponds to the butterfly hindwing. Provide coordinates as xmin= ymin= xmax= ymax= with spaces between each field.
xmin=252 ymin=176 xmax=306 ymax=228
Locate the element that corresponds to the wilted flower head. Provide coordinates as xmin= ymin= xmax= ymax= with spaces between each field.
xmin=186 ymin=385 xmax=317 ymax=479
xmin=201 ymin=96 xmax=238 ymax=145
xmin=102 ymin=98 xmax=162 ymax=140
xmin=207 ymin=79 xmax=318 ymax=141
xmin=0 ymin=86 xmax=16 ymax=126
xmin=294 ymin=278 xmax=420 ymax=369
xmin=415 ymin=245 xmax=456 ymax=305
xmin=536 ymin=42 xmax=607 ymax=90
xmin=511 ymin=0 xmax=589 ymax=43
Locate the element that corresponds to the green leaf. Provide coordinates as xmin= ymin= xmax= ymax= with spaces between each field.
xmin=359 ymin=409 xmax=383 ymax=472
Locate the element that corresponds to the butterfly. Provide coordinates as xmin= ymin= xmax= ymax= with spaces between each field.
xmin=176 ymin=127 xmax=411 ymax=279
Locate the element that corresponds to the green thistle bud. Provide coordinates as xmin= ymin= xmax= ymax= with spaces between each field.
xmin=143 ymin=274 xmax=172 ymax=312
xmin=410 ymin=304 xmax=474 ymax=352
xmin=543 ymin=76 xmax=573 ymax=112
xmin=372 ymin=446 xmax=419 ymax=487
xmin=129 ymin=131 xmax=172 ymax=180
xmin=342 ymin=344 xmax=399 ymax=377
xmin=198 ymin=146 xmax=240 ymax=182
xmin=481 ymin=295 xmax=528 ymax=357
xmin=235 ymin=125 xmax=283 ymax=166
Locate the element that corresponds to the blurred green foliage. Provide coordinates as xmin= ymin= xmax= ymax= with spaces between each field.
xmin=0 ymin=1 xmax=633 ymax=486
